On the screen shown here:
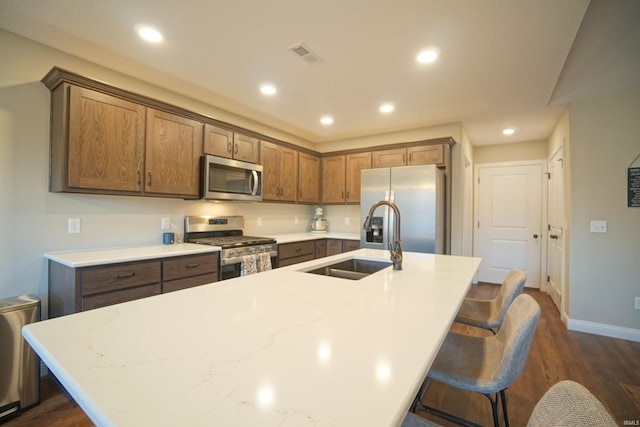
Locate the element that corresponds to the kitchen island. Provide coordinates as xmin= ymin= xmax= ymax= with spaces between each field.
xmin=23 ymin=249 xmax=480 ymax=427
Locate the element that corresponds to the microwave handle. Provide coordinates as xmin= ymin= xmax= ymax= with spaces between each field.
xmin=250 ymin=170 xmax=259 ymax=195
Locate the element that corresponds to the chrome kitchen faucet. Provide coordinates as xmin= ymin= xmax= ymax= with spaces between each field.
xmin=363 ymin=200 xmax=403 ymax=270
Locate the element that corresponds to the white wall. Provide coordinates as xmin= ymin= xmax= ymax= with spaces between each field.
xmin=567 ymin=90 xmax=640 ymax=335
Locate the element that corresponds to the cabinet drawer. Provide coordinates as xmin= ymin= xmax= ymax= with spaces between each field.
xmin=163 ymin=272 xmax=218 ymax=294
xmin=278 ymin=241 xmax=316 ymax=260
xmin=81 ymin=261 xmax=161 ymax=296
xmin=163 ymin=253 xmax=218 ymax=281
xmin=82 ymin=283 xmax=161 ymax=311
xmin=278 ymin=253 xmax=315 ymax=267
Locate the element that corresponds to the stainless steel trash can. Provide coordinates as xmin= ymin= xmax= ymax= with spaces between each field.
xmin=0 ymin=295 xmax=41 ymax=422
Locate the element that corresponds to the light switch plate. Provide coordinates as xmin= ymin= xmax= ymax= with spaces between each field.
xmin=590 ymin=220 xmax=607 ymax=233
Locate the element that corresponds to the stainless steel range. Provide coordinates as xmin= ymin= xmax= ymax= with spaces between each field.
xmin=184 ymin=216 xmax=277 ymax=280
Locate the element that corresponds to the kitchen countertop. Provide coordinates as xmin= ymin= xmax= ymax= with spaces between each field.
xmin=270 ymin=231 xmax=360 ymax=244
xmin=44 ymin=243 xmax=221 ymax=268
xmin=44 ymin=234 xmax=359 ymax=268
xmin=25 ymin=249 xmax=481 ymax=427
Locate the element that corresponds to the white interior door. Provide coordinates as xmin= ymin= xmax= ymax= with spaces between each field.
xmin=547 ymin=146 xmax=565 ymax=312
xmin=474 ymin=162 xmax=544 ymax=287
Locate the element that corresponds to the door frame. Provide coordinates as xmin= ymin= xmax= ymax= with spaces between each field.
xmin=546 ymin=144 xmax=566 ymax=316
xmin=473 ymin=160 xmax=548 ymax=289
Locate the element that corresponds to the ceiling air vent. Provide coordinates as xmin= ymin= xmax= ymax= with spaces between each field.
xmin=289 ymin=42 xmax=323 ymax=64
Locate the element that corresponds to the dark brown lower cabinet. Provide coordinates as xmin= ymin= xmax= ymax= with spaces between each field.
xmin=278 ymin=238 xmax=360 ymax=267
xmin=49 ymin=252 xmax=219 ymax=317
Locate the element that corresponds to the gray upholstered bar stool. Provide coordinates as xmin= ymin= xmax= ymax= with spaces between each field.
xmin=416 ymin=294 xmax=541 ymax=427
xmin=455 ymin=268 xmax=527 ymax=334
xmin=526 ymin=380 xmax=617 ymax=427
xmin=405 ymin=379 xmax=616 ymax=427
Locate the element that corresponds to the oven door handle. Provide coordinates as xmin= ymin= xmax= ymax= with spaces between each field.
xmin=250 ymin=170 xmax=259 ymax=196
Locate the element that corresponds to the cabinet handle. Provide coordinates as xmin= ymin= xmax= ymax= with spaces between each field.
xmin=186 ymin=263 xmax=199 ymax=268
xmin=295 ymin=246 xmax=301 ymax=252
xmin=235 ymin=144 xmax=239 ymax=154
xmin=115 ymin=272 xmax=135 ymax=279
xmin=148 ymin=172 xmax=152 ymax=186
xmin=341 ymin=191 xmax=345 ymax=199
xmin=403 ymin=154 xmax=406 ymax=163
xmin=227 ymin=141 xmax=232 ymax=154
xmin=137 ymin=171 xmax=142 ymax=186
xmin=346 ymin=191 xmax=350 ymax=200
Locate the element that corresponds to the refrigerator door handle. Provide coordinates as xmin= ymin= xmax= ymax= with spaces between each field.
xmin=388 ymin=190 xmax=395 ymax=245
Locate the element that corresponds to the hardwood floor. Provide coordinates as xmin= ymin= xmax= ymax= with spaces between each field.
xmin=4 ymin=284 xmax=639 ymax=426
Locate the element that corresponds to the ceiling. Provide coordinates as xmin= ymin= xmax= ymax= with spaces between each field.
xmin=1 ymin=0 xmax=638 ymax=147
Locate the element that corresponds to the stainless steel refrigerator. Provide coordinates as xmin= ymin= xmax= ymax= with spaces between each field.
xmin=360 ymin=165 xmax=445 ymax=254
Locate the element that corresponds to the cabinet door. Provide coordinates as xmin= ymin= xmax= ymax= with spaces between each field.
xmin=372 ymin=148 xmax=407 ymax=168
xmin=260 ymin=140 xmax=280 ymax=200
xmin=315 ymin=239 xmax=327 ymax=258
xmin=346 ymin=152 xmax=371 ymax=203
xmin=82 ymin=284 xmax=161 ymax=311
xmin=326 ymin=239 xmax=343 ymax=256
xmin=233 ymin=133 xmax=260 ymax=164
xmin=298 ymin=152 xmax=320 ymax=203
xmin=145 ymin=109 xmax=203 ymax=198
xmin=279 ymin=146 xmax=298 ymax=202
xmin=322 ymin=155 xmax=346 ymax=204
xmin=203 ymin=124 xmax=233 ymax=158
xmin=67 ymin=86 xmax=146 ymax=192
xmin=407 ymin=144 xmax=444 ymax=165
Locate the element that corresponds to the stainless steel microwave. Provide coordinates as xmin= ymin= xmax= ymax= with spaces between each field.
xmin=200 ymin=155 xmax=263 ymax=201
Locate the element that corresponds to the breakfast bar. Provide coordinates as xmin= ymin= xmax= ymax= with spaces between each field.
xmin=23 ymin=249 xmax=481 ymax=427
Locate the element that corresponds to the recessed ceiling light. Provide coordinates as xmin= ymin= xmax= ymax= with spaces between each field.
xmin=417 ymin=49 xmax=438 ymax=64
xmin=320 ymin=116 xmax=334 ymax=125
xmin=137 ymin=26 xmax=163 ymax=43
xmin=502 ymin=128 xmax=515 ymax=135
xmin=379 ymin=103 xmax=395 ymax=113
xmin=260 ymin=84 xmax=277 ymax=95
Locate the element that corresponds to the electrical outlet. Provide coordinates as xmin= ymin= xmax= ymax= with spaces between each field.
xmin=161 ymin=217 xmax=170 ymax=231
xmin=68 ymin=218 xmax=81 ymax=234
xmin=635 ymin=297 xmax=640 ymax=311
xmin=590 ymin=220 xmax=607 ymax=233
xmin=345 ymin=217 xmax=350 ymax=225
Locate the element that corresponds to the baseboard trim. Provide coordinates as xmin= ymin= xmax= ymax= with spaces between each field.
xmin=567 ymin=318 xmax=640 ymax=343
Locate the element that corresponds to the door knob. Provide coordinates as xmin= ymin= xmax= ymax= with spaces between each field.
xmin=533 ymin=234 xmax=539 ymax=238
xmin=550 ymin=234 xmax=559 ymax=239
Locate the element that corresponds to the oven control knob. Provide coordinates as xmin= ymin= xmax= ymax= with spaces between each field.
xmin=250 ymin=247 xmax=256 ymax=253
xmin=229 ymin=250 xmax=236 ymax=256
xmin=238 ymin=249 xmax=244 ymax=255
xmin=260 ymin=246 xmax=266 ymax=252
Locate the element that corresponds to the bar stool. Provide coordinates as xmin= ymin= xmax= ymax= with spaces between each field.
xmin=455 ymin=269 xmax=527 ymax=334
xmin=405 ymin=380 xmax=616 ymax=427
xmin=416 ymin=294 xmax=541 ymax=427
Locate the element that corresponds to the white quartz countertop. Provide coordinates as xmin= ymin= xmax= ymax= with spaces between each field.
xmin=44 ymin=243 xmax=220 ymax=268
xmin=271 ymin=231 xmax=360 ymax=244
xmin=24 ymin=249 xmax=481 ymax=427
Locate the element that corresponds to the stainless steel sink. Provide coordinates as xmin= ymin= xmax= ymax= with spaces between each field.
xmin=304 ymin=258 xmax=393 ymax=280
